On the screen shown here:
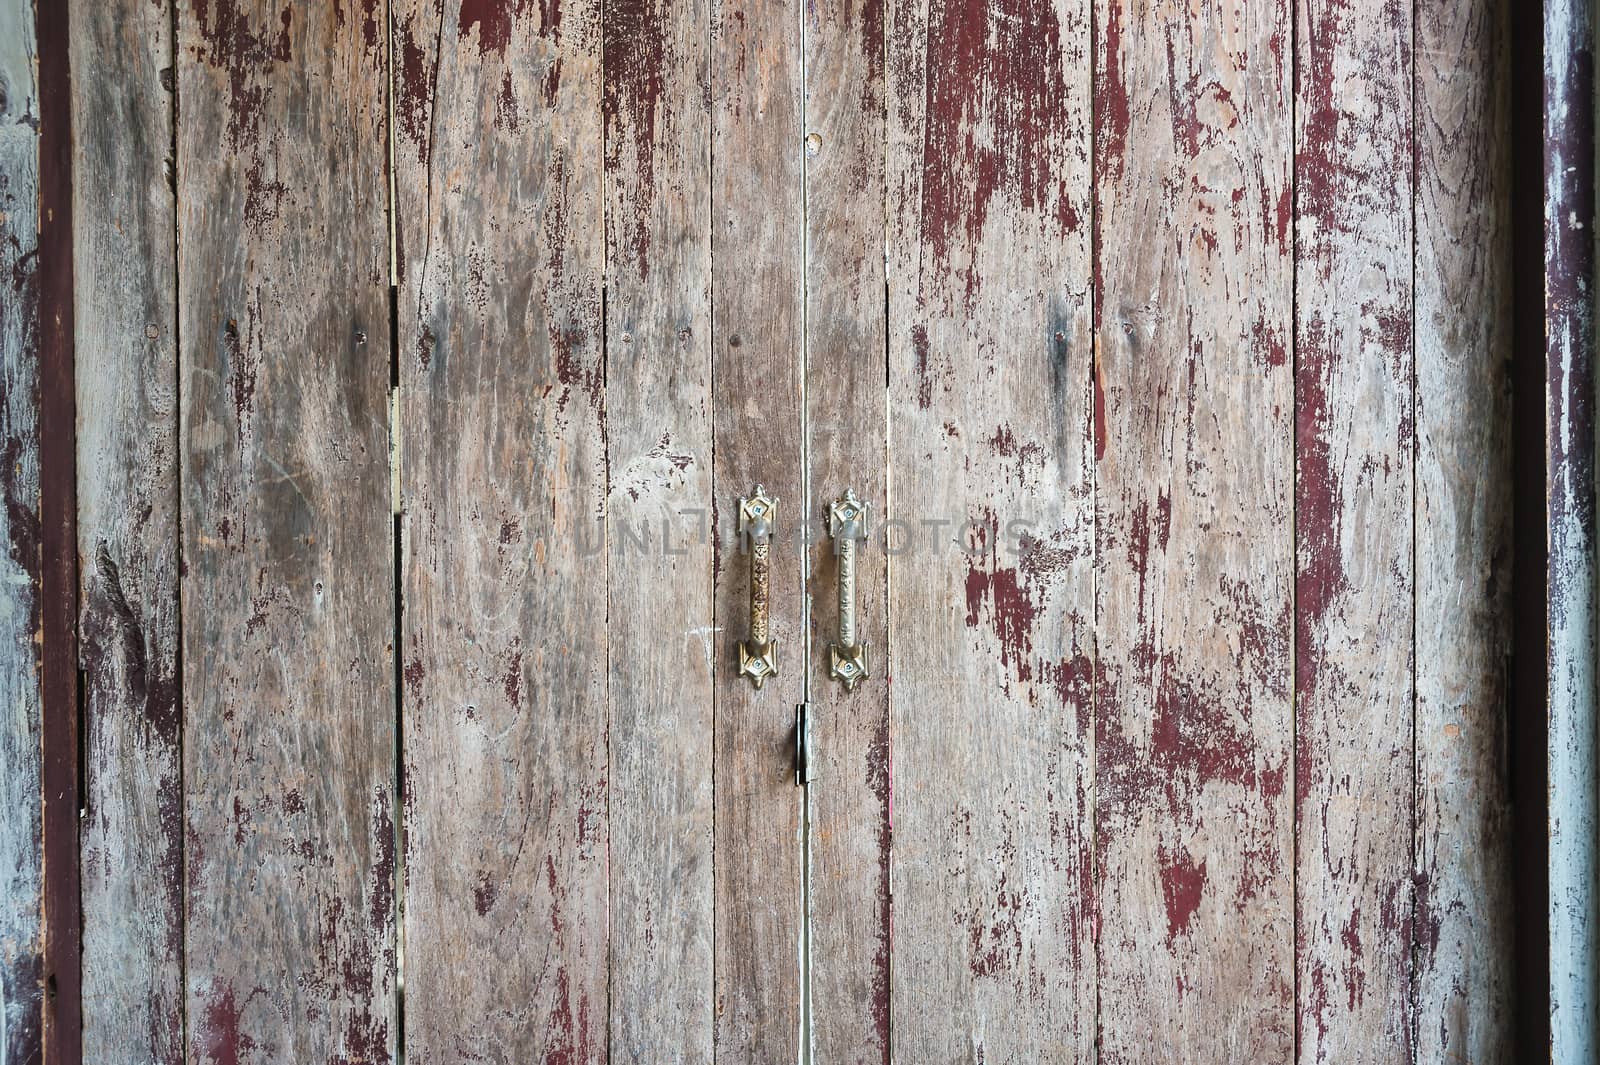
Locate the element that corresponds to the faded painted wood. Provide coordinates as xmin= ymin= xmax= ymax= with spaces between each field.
xmin=393 ymin=3 xmax=608 ymax=1061
xmin=1295 ymin=0 xmax=1416 ymax=1059
xmin=884 ymin=0 xmax=1095 ymax=1059
xmin=1545 ymin=1 xmax=1600 ymax=1060
xmin=0 ymin=2 xmax=39 ymax=1061
xmin=801 ymin=0 xmax=890 ymax=1058
xmin=1094 ymin=0 xmax=1294 ymax=1058
xmin=72 ymin=0 xmax=182 ymax=1060
xmin=1414 ymin=0 xmax=1515 ymax=1058
xmin=602 ymin=0 xmax=716 ymax=1058
xmin=178 ymin=3 xmax=395 ymax=1062
xmin=710 ymin=0 xmax=805 ymax=1054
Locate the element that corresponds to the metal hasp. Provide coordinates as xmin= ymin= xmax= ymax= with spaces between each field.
xmin=737 ymin=485 xmax=778 ymax=688
xmin=827 ymin=488 xmax=869 ymax=690
xmin=794 ymin=703 xmax=813 ymax=786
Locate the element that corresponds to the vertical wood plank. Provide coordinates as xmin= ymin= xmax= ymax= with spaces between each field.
xmin=884 ymin=0 xmax=1095 ymax=1058
xmin=179 ymin=4 xmax=395 ymax=1061
xmin=1413 ymin=0 xmax=1514 ymax=1057
xmin=1544 ymin=0 xmax=1600 ymax=1058
xmin=73 ymin=1 xmax=183 ymax=1060
xmin=393 ymin=3 xmax=608 ymax=1061
xmin=710 ymin=0 xmax=805 ymax=1054
xmin=1093 ymin=0 xmax=1295 ymax=1058
xmin=803 ymin=0 xmax=890 ymax=1057
xmin=1295 ymin=0 xmax=1415 ymax=1060
xmin=603 ymin=0 xmax=716 ymax=1058
xmin=0 ymin=2 xmax=39 ymax=1060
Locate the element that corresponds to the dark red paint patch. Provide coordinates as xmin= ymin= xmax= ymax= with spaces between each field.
xmin=1159 ymin=845 xmax=1207 ymax=944
xmin=603 ymin=0 xmax=668 ymax=274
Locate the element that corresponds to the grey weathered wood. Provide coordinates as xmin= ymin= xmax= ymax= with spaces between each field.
xmin=1295 ymin=0 xmax=1416 ymax=1059
xmin=884 ymin=0 xmax=1095 ymax=1058
xmin=72 ymin=0 xmax=182 ymax=1060
xmin=393 ymin=3 xmax=608 ymax=1061
xmin=1094 ymin=0 xmax=1295 ymax=1057
xmin=603 ymin=0 xmax=716 ymax=1059
xmin=1413 ymin=0 xmax=1514 ymax=1057
xmin=179 ymin=3 xmax=395 ymax=1061
xmin=1544 ymin=0 xmax=1600 ymax=1058
xmin=802 ymin=0 xmax=889 ymax=1058
xmin=0 ymin=3 xmax=39 ymax=1061
xmin=710 ymin=0 xmax=805 ymax=1054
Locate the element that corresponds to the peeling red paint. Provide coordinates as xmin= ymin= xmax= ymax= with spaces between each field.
xmin=603 ymin=0 xmax=668 ymax=274
xmin=918 ymin=0 xmax=1080 ymax=303
xmin=1159 ymin=845 xmax=1207 ymax=944
xmin=197 ymin=983 xmax=255 ymax=1065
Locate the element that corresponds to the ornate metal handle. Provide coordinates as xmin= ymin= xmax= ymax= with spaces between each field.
xmin=737 ymin=486 xmax=778 ymax=688
xmin=828 ymin=488 xmax=869 ymax=690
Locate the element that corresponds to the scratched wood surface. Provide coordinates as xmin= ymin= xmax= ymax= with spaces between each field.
xmin=884 ymin=0 xmax=1096 ymax=1059
xmin=603 ymin=0 xmax=716 ymax=1058
xmin=1093 ymin=0 xmax=1294 ymax=1058
xmin=710 ymin=0 xmax=805 ymax=1056
xmin=0 ymin=1 xmax=39 ymax=1060
xmin=394 ymin=2 xmax=609 ymax=1061
xmin=72 ymin=0 xmax=182 ymax=1061
xmin=178 ymin=3 xmax=395 ymax=1062
xmin=1413 ymin=0 xmax=1514 ymax=1058
xmin=802 ymin=0 xmax=890 ymax=1058
xmin=1295 ymin=0 xmax=1416 ymax=1060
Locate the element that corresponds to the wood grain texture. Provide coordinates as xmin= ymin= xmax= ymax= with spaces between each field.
xmin=1413 ymin=0 xmax=1514 ymax=1057
xmin=1295 ymin=0 xmax=1415 ymax=1060
xmin=884 ymin=0 xmax=1095 ymax=1058
xmin=0 ymin=2 xmax=39 ymax=1060
xmin=801 ymin=0 xmax=889 ymax=1058
xmin=393 ymin=3 xmax=608 ymax=1061
xmin=72 ymin=0 xmax=182 ymax=1059
xmin=1093 ymin=0 xmax=1294 ymax=1059
xmin=710 ymin=0 xmax=805 ymax=1054
xmin=603 ymin=0 xmax=716 ymax=1058
xmin=1544 ymin=0 xmax=1599 ymax=1057
xmin=178 ymin=3 xmax=395 ymax=1061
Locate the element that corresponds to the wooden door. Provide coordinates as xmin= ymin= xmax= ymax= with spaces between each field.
xmin=13 ymin=0 xmax=1518 ymax=1062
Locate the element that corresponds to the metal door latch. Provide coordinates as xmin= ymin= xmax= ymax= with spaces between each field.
xmin=737 ymin=486 xmax=778 ymax=688
xmin=827 ymin=488 xmax=869 ymax=690
xmin=795 ymin=703 xmax=814 ymax=786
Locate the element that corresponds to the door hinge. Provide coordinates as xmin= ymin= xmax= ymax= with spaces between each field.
xmin=795 ymin=703 xmax=814 ymax=787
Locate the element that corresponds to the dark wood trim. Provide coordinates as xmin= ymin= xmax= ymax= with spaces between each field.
xmin=38 ymin=0 xmax=80 ymax=1061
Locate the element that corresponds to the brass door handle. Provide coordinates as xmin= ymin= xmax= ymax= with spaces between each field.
xmin=827 ymin=489 xmax=869 ymax=690
xmin=737 ymin=486 xmax=778 ymax=688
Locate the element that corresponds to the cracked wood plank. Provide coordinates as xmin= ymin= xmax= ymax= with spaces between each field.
xmin=1294 ymin=0 xmax=1416 ymax=1059
xmin=604 ymin=0 xmax=716 ymax=1057
xmin=72 ymin=0 xmax=182 ymax=1060
xmin=0 ymin=1 xmax=40 ymax=1060
xmin=393 ymin=2 xmax=608 ymax=1060
xmin=1413 ymin=0 xmax=1514 ymax=1057
xmin=710 ymin=0 xmax=805 ymax=1054
xmin=803 ymin=0 xmax=890 ymax=1058
xmin=1093 ymin=0 xmax=1295 ymax=1059
xmin=885 ymin=0 xmax=1095 ymax=1058
xmin=178 ymin=3 xmax=395 ymax=1061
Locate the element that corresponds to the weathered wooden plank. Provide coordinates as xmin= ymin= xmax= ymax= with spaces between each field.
xmin=710 ymin=0 xmax=805 ymax=1054
xmin=1545 ymin=0 xmax=1599 ymax=1058
xmin=1295 ymin=0 xmax=1415 ymax=1059
xmin=603 ymin=0 xmax=716 ymax=1058
xmin=0 ymin=2 xmax=40 ymax=1060
xmin=884 ymin=0 xmax=1094 ymax=1058
xmin=72 ymin=0 xmax=182 ymax=1059
xmin=393 ymin=3 xmax=608 ymax=1061
xmin=1093 ymin=0 xmax=1294 ymax=1058
xmin=803 ymin=0 xmax=889 ymax=1057
xmin=1413 ymin=0 xmax=1514 ymax=1057
xmin=178 ymin=4 xmax=395 ymax=1061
